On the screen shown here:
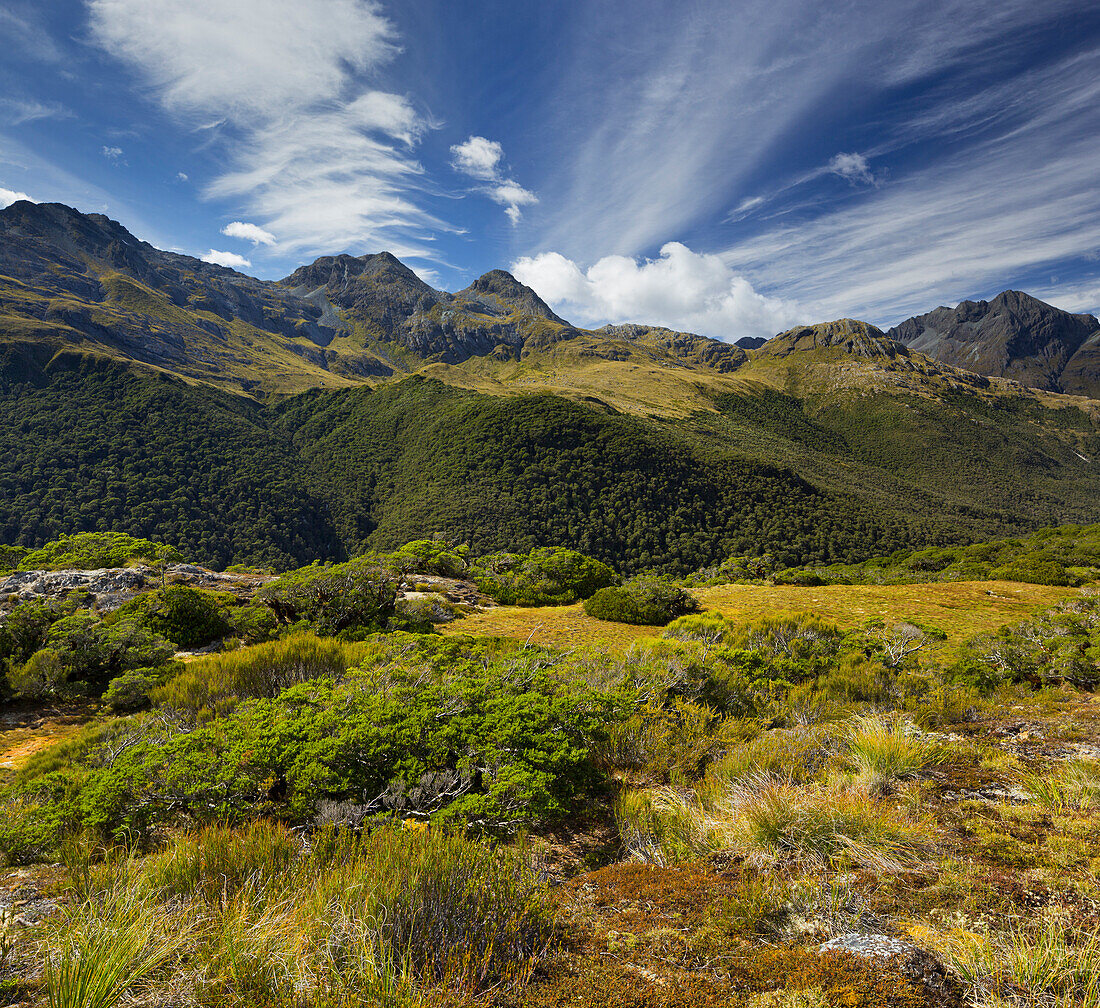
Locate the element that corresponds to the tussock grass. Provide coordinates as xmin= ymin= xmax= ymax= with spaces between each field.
xmin=845 ymin=713 xmax=947 ymax=793
xmin=1018 ymin=759 xmax=1100 ymax=812
xmin=617 ymin=774 xmax=930 ymax=871
xmin=47 ymin=821 xmax=553 ymax=1007
xmin=45 ymin=888 xmax=190 ymax=1008
xmin=946 ymin=918 xmax=1100 ymax=1008
xmin=152 ymin=633 xmax=368 ymax=715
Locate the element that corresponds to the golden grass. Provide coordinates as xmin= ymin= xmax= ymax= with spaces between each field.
xmin=444 ymin=580 xmax=1078 ymax=655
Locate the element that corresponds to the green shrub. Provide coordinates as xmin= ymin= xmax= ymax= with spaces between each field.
xmin=258 ymin=558 xmax=398 ymax=636
xmin=584 ymin=576 xmax=697 ymax=625
xmin=103 ymin=667 xmax=174 ymax=713
xmin=18 ymin=532 xmax=169 ymax=572
xmin=388 ymin=539 xmax=469 ymax=577
xmin=108 ymin=586 xmax=234 ymax=649
xmin=476 ymin=546 xmax=618 ymax=606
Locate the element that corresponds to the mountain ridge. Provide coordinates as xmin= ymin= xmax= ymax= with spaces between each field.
xmin=887 ymin=289 xmax=1100 ymax=396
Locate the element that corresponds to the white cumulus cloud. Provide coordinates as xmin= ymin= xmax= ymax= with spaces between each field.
xmin=450 ymin=134 xmax=537 ymax=225
xmin=222 ymin=220 xmax=277 ymax=246
xmin=828 ymin=152 xmax=875 ymax=186
xmin=450 ymin=136 xmax=504 ymax=180
xmin=88 ymin=0 xmax=444 ymax=260
xmin=201 ymin=249 xmax=252 ymax=271
xmin=101 ymin=145 xmax=124 ymax=161
xmin=512 ymin=241 xmax=803 ymax=341
xmin=0 ymin=186 xmax=35 ymax=208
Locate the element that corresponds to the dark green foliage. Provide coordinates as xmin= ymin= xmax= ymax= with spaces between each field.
xmin=108 ymin=586 xmax=234 ymax=648
xmin=387 ymin=539 xmax=470 ymax=577
xmin=258 ymin=557 xmax=399 ymax=636
xmin=44 ymin=610 xmax=176 ymax=690
xmin=0 ymin=348 xmax=341 ymax=569
xmin=584 ymin=576 xmax=699 ymax=625
xmin=104 ymin=665 xmax=174 ymax=712
xmin=275 ymin=377 xmax=924 ymax=575
xmin=2 ymin=635 xmax=619 ymax=856
xmin=476 ymin=546 xmax=619 ymax=605
xmin=773 ymin=522 xmax=1100 ymax=587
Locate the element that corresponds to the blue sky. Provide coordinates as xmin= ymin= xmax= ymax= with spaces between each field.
xmin=2 ymin=0 xmax=1099 ymax=340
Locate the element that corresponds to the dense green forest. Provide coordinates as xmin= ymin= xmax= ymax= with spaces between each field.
xmin=0 ymin=346 xmax=339 ymax=568
xmin=3 ymin=348 xmax=1099 ymax=575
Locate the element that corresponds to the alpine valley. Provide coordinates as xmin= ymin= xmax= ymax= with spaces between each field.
xmin=3 ymin=199 xmax=1100 ymax=573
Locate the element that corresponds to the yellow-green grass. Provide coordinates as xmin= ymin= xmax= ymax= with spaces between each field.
xmin=443 ymin=580 xmax=1079 ymax=655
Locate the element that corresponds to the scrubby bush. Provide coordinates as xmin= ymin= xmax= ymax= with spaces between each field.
xmin=17 ymin=532 xmax=170 ymax=571
xmin=584 ymin=576 xmax=697 ymax=625
xmin=476 ymin=547 xmax=618 ymax=606
xmin=259 ymin=557 xmax=398 ymax=636
xmin=103 ymin=666 xmax=176 ymax=713
xmin=388 ymin=539 xmax=470 ymax=577
xmin=108 ymin=586 xmax=234 ymax=649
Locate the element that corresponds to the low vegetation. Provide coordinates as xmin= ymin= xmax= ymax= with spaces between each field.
xmin=2 ymin=525 xmax=1100 ymax=1007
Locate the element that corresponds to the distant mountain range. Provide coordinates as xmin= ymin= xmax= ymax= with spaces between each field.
xmin=887 ymin=290 xmax=1100 ymax=396
xmin=2 ymin=199 xmax=1100 ymax=572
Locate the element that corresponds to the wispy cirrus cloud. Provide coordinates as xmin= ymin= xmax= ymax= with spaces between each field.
xmin=522 ymin=0 xmax=1100 ymax=321
xmin=720 ymin=44 xmax=1100 ymax=323
xmin=88 ymin=0 xmax=446 ymax=261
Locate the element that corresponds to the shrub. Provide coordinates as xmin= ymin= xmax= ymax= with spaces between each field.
xmin=7 ymin=647 xmax=66 ymax=697
xmin=388 ymin=539 xmax=469 ymax=577
xmin=103 ymin=667 xmax=173 ymax=713
xmin=476 ymin=547 xmax=618 ymax=606
xmin=108 ymin=587 xmax=233 ymax=649
xmin=584 ymin=576 xmax=698 ymax=625
xmin=18 ymin=532 xmax=169 ymax=572
xmin=259 ymin=558 xmax=398 ymax=636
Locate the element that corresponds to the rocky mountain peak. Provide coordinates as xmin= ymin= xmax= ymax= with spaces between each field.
xmin=456 ymin=269 xmax=566 ymax=323
xmin=887 ymin=289 xmax=1100 ymax=394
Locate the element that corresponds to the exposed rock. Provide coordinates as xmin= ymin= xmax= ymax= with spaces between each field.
xmin=887 ymin=290 xmax=1100 ymax=395
xmin=0 ymin=563 xmax=273 ymax=614
xmin=820 ymin=932 xmax=961 ymax=1007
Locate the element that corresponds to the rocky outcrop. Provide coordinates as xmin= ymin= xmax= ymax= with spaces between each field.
xmin=0 ymin=564 xmax=273 ymax=614
xmin=887 ymin=290 xmax=1100 ymax=395
xmin=595 ymin=323 xmax=748 ymax=372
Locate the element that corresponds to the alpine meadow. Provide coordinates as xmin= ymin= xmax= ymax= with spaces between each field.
xmin=3 ymin=3 xmax=1100 ymax=1008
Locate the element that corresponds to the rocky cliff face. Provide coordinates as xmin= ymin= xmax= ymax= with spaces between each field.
xmin=886 ymin=290 xmax=1100 ymax=395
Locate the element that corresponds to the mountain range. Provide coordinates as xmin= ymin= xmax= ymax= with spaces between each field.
xmin=2 ymin=199 xmax=1100 ymax=573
